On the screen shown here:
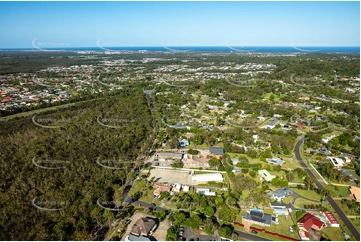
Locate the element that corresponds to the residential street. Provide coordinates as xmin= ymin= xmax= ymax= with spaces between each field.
xmin=294 ymin=138 xmax=360 ymax=240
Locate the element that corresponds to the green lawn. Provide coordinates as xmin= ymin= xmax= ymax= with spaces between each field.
xmin=282 ymin=196 xmax=293 ymax=204
xmin=262 ymin=92 xmax=282 ymax=101
xmin=349 ymin=217 xmax=360 ymax=232
xmin=294 ymin=198 xmax=321 ymax=208
xmin=326 ymin=185 xmax=350 ymax=197
xmin=323 ymin=226 xmax=346 ymax=241
xmin=335 ymin=200 xmax=360 ymax=216
xmin=293 ymin=189 xmax=321 ymax=201
xmin=129 ymin=180 xmax=146 ymax=196
xmin=250 ymin=215 xmax=297 ymax=240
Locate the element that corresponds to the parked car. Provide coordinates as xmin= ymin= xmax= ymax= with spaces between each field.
xmin=251 ymin=230 xmax=258 ymax=234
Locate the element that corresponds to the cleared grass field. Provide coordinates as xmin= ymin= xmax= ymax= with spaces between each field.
xmin=293 ymin=189 xmax=321 ymax=201
xmin=294 ymin=198 xmax=321 ymax=208
xmin=323 ymin=227 xmax=346 ymax=241
xmin=250 ymin=215 xmax=298 ymax=240
xmin=326 ymin=185 xmax=350 ymax=197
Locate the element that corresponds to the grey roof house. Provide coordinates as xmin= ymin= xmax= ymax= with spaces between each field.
xmin=209 ymin=147 xmax=224 ymax=156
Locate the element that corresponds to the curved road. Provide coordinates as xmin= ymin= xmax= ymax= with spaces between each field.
xmin=295 ymin=138 xmax=360 ymax=240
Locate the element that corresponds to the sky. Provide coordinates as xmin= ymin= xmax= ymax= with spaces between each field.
xmin=0 ymin=1 xmax=359 ymax=48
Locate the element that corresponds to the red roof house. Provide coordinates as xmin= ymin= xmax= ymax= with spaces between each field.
xmin=297 ymin=213 xmax=324 ymax=231
xmin=323 ymin=211 xmax=340 ymax=227
xmin=296 ymin=123 xmax=305 ymax=127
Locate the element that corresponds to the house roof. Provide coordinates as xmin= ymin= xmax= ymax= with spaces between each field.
xmin=266 ymin=158 xmax=285 ymax=165
xmin=272 ymin=187 xmax=293 ymax=198
xmin=157 ymin=152 xmax=183 ymax=159
xmin=126 ymin=234 xmax=151 ymax=241
xmin=192 ymin=173 xmax=223 ymax=182
xmin=323 ymin=211 xmax=339 ymax=225
xmin=297 ymin=213 xmax=324 ymax=231
xmin=130 ymin=217 xmax=156 ymax=237
xmin=270 ymin=201 xmax=286 ymax=208
xmin=209 ymin=147 xmax=224 ymax=155
xmin=242 ymin=211 xmax=272 ymax=226
xmin=258 ymin=169 xmax=276 ymax=182
xmin=153 ymin=184 xmax=172 ymax=196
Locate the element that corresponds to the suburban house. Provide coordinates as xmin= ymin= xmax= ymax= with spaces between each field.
xmin=209 ymin=147 xmax=224 ymax=157
xmin=130 ymin=217 xmax=157 ymax=237
xmin=298 ymin=230 xmax=310 ymax=241
xmin=323 ymin=211 xmax=340 ymax=227
xmin=349 ymin=186 xmax=360 ymax=202
xmin=266 ymin=158 xmax=285 ymax=166
xmin=270 ymin=201 xmax=287 ymax=209
xmin=153 ymin=184 xmax=172 ymax=197
xmin=172 ymin=183 xmax=181 ymax=194
xmin=179 ymin=139 xmax=189 ymax=148
xmin=326 ymin=156 xmax=345 ymax=169
xmin=242 ymin=210 xmax=274 ymax=226
xmin=258 ymin=169 xmax=276 ymax=182
xmin=192 ymin=173 xmax=224 ymax=184
xmin=156 ymin=152 xmax=183 ymax=161
xmin=297 ymin=213 xmax=324 ymax=240
xmin=125 ymin=234 xmax=151 ymax=241
xmin=182 ymin=185 xmax=189 ymax=193
xmin=196 ymin=188 xmax=216 ymax=196
xmin=263 ymin=118 xmax=278 ymax=129
xmin=231 ymin=157 xmax=239 ymax=165
xmin=271 ymin=187 xmax=293 ymax=202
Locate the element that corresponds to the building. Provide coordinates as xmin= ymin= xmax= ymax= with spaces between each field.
xmin=179 ymin=139 xmax=189 ymax=147
xmin=182 ymin=185 xmax=189 ymax=193
xmin=242 ymin=210 xmax=273 ymax=226
xmin=196 ymin=188 xmax=216 ymax=196
xmin=323 ymin=211 xmax=340 ymax=227
xmin=297 ymin=213 xmax=324 ymax=232
xmin=130 ymin=217 xmax=157 ymax=237
xmin=192 ymin=173 xmax=224 ymax=184
xmin=264 ymin=118 xmax=278 ymax=129
xmin=153 ymin=184 xmax=172 ymax=197
xmin=270 ymin=202 xmax=287 ymax=209
xmin=125 ymin=234 xmax=151 ymax=241
xmin=172 ymin=183 xmax=181 ymax=194
xmin=266 ymin=158 xmax=285 ymax=166
xmin=209 ymin=147 xmax=224 ymax=156
xmin=231 ymin=157 xmax=239 ymax=165
xmin=298 ymin=230 xmax=310 ymax=241
xmin=326 ymin=156 xmax=344 ymax=169
xmin=258 ymin=169 xmax=276 ymax=182
xmin=271 ymin=188 xmax=293 ymax=202
xmin=349 ymin=186 xmax=360 ymax=202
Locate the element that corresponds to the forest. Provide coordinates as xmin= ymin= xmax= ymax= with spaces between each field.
xmin=0 ymin=89 xmax=154 ymax=240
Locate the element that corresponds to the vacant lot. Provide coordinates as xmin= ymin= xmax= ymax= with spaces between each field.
xmin=148 ymin=168 xmax=196 ymax=185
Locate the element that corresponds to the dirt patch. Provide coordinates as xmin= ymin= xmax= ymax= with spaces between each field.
xmin=242 ymin=219 xmax=253 ymax=233
xmin=152 ymin=216 xmax=171 ymax=241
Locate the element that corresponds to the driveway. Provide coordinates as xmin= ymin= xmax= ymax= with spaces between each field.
xmin=151 ymin=217 xmax=171 ymax=241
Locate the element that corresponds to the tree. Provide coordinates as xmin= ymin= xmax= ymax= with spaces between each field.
xmin=204 ymin=206 xmax=215 ymax=217
xmin=208 ymin=158 xmax=220 ymax=168
xmin=219 ymin=224 xmax=233 ymax=238
xmin=286 ymin=173 xmax=295 ymax=182
xmin=304 ymin=176 xmax=314 ymax=190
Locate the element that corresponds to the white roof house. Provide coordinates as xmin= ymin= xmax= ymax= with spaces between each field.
xmin=326 ymin=156 xmax=345 ymax=168
xmin=258 ymin=169 xmax=276 ymax=182
xmin=182 ymin=185 xmax=189 ymax=193
xmin=196 ymin=188 xmax=216 ymax=196
xmin=192 ymin=173 xmax=224 ymax=184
